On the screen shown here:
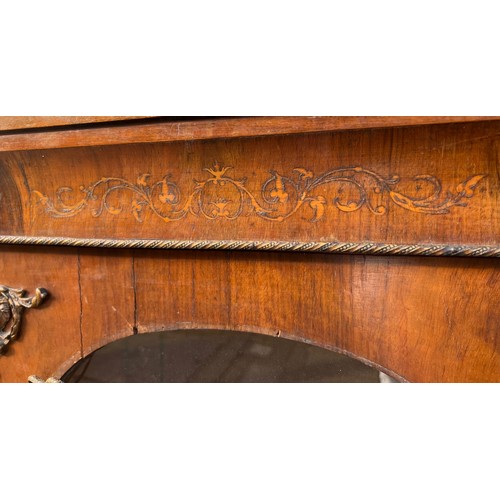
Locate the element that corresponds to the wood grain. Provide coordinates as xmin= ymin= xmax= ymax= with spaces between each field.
xmin=1 ymin=121 xmax=498 ymax=251
xmin=0 ymin=244 xmax=497 ymax=382
xmin=130 ymin=250 xmax=500 ymax=382
xmin=0 ymin=116 xmax=498 ymax=152
xmin=0 ymin=246 xmax=81 ymax=382
xmin=0 ymin=116 xmax=149 ymax=132
xmin=78 ymin=250 xmax=136 ymax=357
xmin=1 ymin=116 xmax=498 ymax=383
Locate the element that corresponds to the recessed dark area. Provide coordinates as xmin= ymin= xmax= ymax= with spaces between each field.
xmin=62 ymin=330 xmax=381 ymax=383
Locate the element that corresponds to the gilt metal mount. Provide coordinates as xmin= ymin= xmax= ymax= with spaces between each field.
xmin=28 ymin=375 xmax=62 ymax=383
xmin=0 ymin=285 xmax=48 ymax=354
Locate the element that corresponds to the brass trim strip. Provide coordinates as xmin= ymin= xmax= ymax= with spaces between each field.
xmin=0 ymin=235 xmax=498 ymax=257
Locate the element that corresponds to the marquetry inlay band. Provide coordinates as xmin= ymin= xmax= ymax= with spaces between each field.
xmin=0 ymin=235 xmax=498 ymax=257
xmin=32 ymin=164 xmax=486 ymax=222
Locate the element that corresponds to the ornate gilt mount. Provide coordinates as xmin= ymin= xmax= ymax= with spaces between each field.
xmin=0 ymin=285 xmax=48 ymax=354
xmin=28 ymin=375 xmax=62 ymax=383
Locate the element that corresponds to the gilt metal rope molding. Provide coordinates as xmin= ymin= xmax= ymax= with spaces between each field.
xmin=0 ymin=235 xmax=499 ymax=257
xmin=31 ymin=164 xmax=487 ymax=222
xmin=0 ymin=286 xmax=48 ymax=354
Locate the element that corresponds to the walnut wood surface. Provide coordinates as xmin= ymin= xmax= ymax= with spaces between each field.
xmin=0 ymin=121 xmax=498 ymax=250
xmin=79 ymin=250 xmax=136 ymax=356
xmin=0 ymin=245 xmax=497 ymax=382
xmin=0 ymin=116 xmax=497 ymax=152
xmin=0 ymin=116 xmax=149 ymax=132
xmin=0 ymin=117 xmax=498 ymax=383
xmin=0 ymin=246 xmax=81 ymax=382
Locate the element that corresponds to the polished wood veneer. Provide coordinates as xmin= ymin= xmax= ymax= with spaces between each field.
xmin=0 ymin=117 xmax=498 ymax=382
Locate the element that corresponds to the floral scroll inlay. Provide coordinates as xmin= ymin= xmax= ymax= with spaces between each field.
xmin=32 ymin=164 xmax=486 ymax=223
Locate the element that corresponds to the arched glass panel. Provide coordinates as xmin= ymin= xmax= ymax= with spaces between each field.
xmin=62 ymin=329 xmax=384 ymax=383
